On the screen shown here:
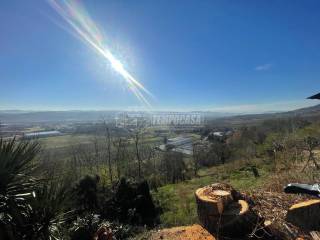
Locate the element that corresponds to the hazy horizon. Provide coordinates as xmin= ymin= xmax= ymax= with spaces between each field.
xmin=1 ymin=99 xmax=318 ymax=115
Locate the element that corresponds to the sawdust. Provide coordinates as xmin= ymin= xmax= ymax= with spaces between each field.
xmin=201 ymin=183 xmax=234 ymax=201
xmin=149 ymin=224 xmax=215 ymax=240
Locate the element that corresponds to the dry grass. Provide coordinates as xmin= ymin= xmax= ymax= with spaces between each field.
xmin=243 ymin=158 xmax=320 ymax=239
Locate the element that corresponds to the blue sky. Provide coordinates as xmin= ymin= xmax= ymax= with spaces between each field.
xmin=0 ymin=0 xmax=319 ymax=113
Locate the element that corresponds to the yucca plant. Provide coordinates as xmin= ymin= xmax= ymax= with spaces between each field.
xmin=0 ymin=138 xmax=40 ymax=239
xmin=26 ymin=178 xmax=74 ymax=240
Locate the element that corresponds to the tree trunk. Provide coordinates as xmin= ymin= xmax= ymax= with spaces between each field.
xmin=104 ymin=126 xmax=113 ymax=184
xmin=286 ymin=199 xmax=320 ymax=231
xmin=135 ymin=133 xmax=142 ymax=180
xmin=195 ymin=183 xmax=257 ymax=238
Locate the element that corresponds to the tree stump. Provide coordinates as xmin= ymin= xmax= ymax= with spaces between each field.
xmin=195 ymin=183 xmax=257 ymax=238
xmin=286 ymin=199 xmax=320 ymax=231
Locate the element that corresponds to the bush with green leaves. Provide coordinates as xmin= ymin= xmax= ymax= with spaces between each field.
xmin=70 ymin=213 xmax=135 ymax=240
xmin=25 ymin=178 xmax=73 ymax=240
xmin=0 ymin=138 xmax=39 ymax=239
xmin=0 ymin=138 xmax=159 ymax=240
xmin=0 ymin=139 xmax=73 ymax=240
xmin=73 ymin=175 xmax=100 ymax=213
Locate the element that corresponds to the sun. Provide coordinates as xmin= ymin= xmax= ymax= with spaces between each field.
xmin=48 ymin=0 xmax=153 ymax=108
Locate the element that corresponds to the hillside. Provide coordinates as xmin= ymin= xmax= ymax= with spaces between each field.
xmin=207 ymin=104 xmax=320 ymax=127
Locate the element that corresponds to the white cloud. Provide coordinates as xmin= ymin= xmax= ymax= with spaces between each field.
xmin=255 ymin=63 xmax=272 ymax=71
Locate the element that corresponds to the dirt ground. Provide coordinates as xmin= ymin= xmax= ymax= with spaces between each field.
xmin=149 ymin=224 xmax=215 ymax=240
xmin=247 ymin=190 xmax=316 ymax=239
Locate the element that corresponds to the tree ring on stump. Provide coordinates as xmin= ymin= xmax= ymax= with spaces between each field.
xmin=195 ymin=186 xmax=233 ymax=215
xmin=195 ymin=184 xmax=258 ymax=238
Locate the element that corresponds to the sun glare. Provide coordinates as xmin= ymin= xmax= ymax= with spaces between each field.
xmin=48 ymin=0 xmax=152 ymax=108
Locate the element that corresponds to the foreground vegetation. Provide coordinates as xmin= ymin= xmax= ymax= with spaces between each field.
xmin=1 ymin=115 xmax=320 ymax=239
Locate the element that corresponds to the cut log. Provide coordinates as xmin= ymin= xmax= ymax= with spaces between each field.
xmin=286 ymin=199 xmax=320 ymax=231
xmin=310 ymin=231 xmax=320 ymax=240
xmin=195 ymin=183 xmax=258 ymax=238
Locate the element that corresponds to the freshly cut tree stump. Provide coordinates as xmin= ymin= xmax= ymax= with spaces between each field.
xmin=219 ymin=199 xmax=258 ymax=237
xmin=195 ymin=183 xmax=257 ymax=238
xmin=195 ymin=187 xmax=233 ymax=215
xmin=286 ymin=199 xmax=320 ymax=231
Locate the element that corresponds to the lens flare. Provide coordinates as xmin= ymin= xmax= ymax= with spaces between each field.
xmin=48 ymin=0 xmax=152 ymax=107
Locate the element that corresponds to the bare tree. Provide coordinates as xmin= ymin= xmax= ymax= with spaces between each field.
xmin=162 ymin=151 xmax=186 ymax=184
xmin=192 ymin=142 xmax=201 ymax=177
xmin=77 ymin=143 xmax=95 ymax=174
xmin=92 ymin=133 xmax=100 ymax=173
xmin=134 ymin=131 xmax=142 ymax=180
xmin=302 ymin=136 xmax=320 ymax=172
xmin=272 ymin=140 xmax=285 ymax=171
xmin=210 ymin=138 xmax=231 ymax=165
xmin=113 ymin=137 xmax=127 ymax=180
xmin=125 ymin=147 xmax=135 ymax=178
xmin=69 ymin=145 xmax=82 ymax=179
xmin=103 ymin=122 xmax=113 ymax=184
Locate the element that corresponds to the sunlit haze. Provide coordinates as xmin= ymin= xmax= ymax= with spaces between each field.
xmin=1 ymin=0 xmax=319 ymax=113
xmin=48 ymin=0 xmax=153 ymax=108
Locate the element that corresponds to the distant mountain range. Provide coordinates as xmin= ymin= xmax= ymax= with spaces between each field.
xmin=0 ymin=104 xmax=319 ymax=124
xmin=0 ymin=110 xmax=119 ymax=124
xmin=207 ymin=104 xmax=320 ymax=127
